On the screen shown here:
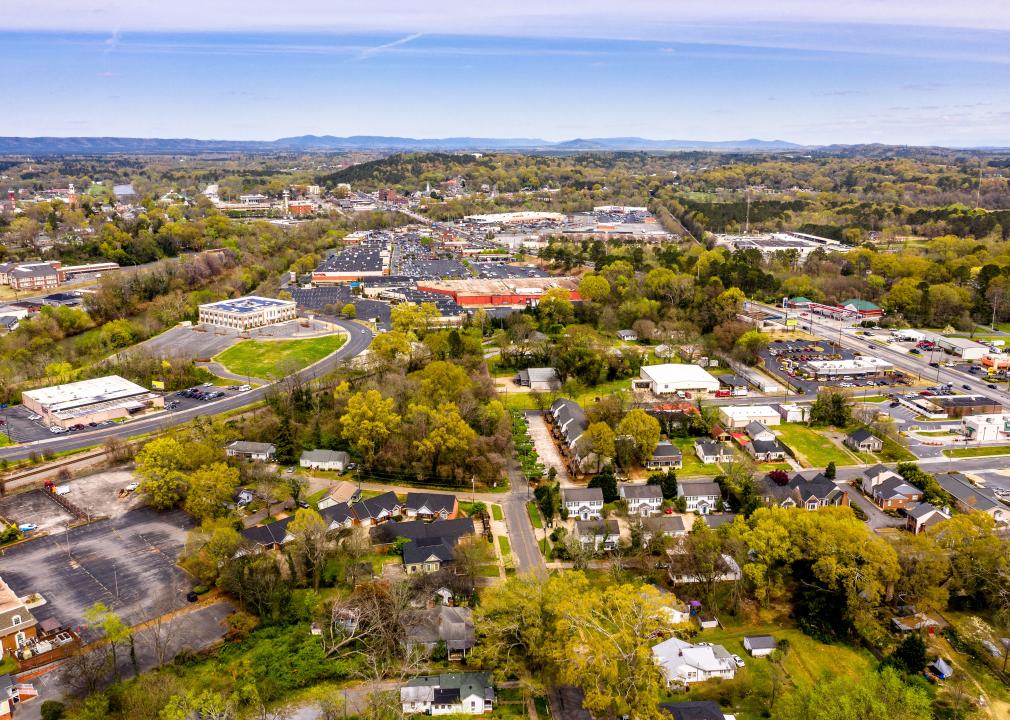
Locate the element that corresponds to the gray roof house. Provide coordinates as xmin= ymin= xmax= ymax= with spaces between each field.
xmin=299 ymin=449 xmax=350 ymax=471
xmin=517 ymin=367 xmax=561 ymax=391
xmin=619 ymin=483 xmax=663 ymax=516
xmin=401 ymin=672 xmax=494 ymax=714
xmin=744 ymin=421 xmax=775 ymax=442
xmin=677 ymin=481 xmax=722 ymax=515
xmin=405 ymin=609 xmax=477 ymax=660
xmin=906 ymin=502 xmax=951 ymax=534
xmin=646 ymin=441 xmax=683 ymax=470
xmin=225 ymin=440 xmax=276 ymax=461
xmin=761 ymin=472 xmax=849 ymax=510
xmin=575 ymin=519 xmax=620 ymax=551
xmin=845 ymin=428 xmax=882 ymax=453
xmin=742 ymin=635 xmax=778 ymax=657
xmin=562 ymin=487 xmax=605 ymax=521
xmin=936 ymin=472 xmax=1007 ymax=523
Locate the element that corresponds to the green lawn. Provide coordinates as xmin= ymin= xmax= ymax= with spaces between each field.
xmin=676 ymin=622 xmax=878 ymax=719
xmin=491 ymin=504 xmax=504 ymax=521
xmin=671 ymin=437 xmax=721 ymax=476
xmin=476 ymin=564 xmax=501 ymax=578
xmin=498 ymin=535 xmax=511 ymax=557
xmin=214 ymin=334 xmax=346 ymax=379
xmin=526 ymin=501 xmax=544 ymax=529
xmin=0 ymin=433 xmax=12 ymax=448
xmin=943 ymin=445 xmax=1010 ymax=458
xmin=853 ymin=395 xmax=889 ymax=404
xmin=775 ymin=424 xmax=858 ymax=467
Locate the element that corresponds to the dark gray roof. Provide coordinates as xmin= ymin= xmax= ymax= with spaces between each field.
xmin=352 ymin=491 xmax=401 ymax=521
xmin=320 ymin=501 xmax=354 ymax=527
xmin=241 ymin=518 xmax=292 ymax=546
xmin=745 ymin=420 xmax=770 ymax=437
xmin=750 ymin=439 xmax=785 ymax=455
xmin=575 ymin=519 xmax=620 ymax=537
xmin=651 ymin=441 xmax=682 ymax=458
xmin=680 ymin=481 xmax=721 ymax=498
xmin=847 ymin=427 xmax=875 ymax=443
xmin=551 ymin=398 xmax=588 ymax=442
xmin=405 ymin=607 xmax=476 ymax=651
xmin=620 ymin=483 xmax=663 ymax=500
xmin=744 ymin=635 xmax=778 ymax=650
xmin=874 ymin=476 xmax=921 ymax=500
xmin=227 ymin=440 xmax=275 ymax=455
xmin=370 ymin=517 xmax=475 ymax=545
xmin=907 ymin=502 xmax=942 ymax=520
xmin=702 ymin=513 xmax=738 ymax=529
xmin=936 ymin=472 xmax=998 ymax=512
xmin=695 ymin=439 xmax=728 ymax=457
xmin=563 ymin=487 xmax=604 ymax=504
xmin=864 ymin=463 xmax=892 ymax=478
xmin=405 ymin=492 xmax=457 ymax=515
xmin=659 ymin=701 xmax=726 ymax=720
xmin=300 ymin=449 xmax=349 ymax=464
xmin=763 ymin=472 xmax=844 ymax=504
xmin=640 ymin=515 xmax=686 ymax=535
xmin=403 ymin=537 xmax=456 ymax=565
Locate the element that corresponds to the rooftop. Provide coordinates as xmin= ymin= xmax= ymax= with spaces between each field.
xmin=641 ymin=363 xmax=720 ymax=386
xmin=200 ymin=295 xmax=295 ymax=314
xmin=23 ymin=375 xmax=151 ymax=412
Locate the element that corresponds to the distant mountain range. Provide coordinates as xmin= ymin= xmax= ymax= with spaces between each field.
xmin=0 ymin=135 xmax=805 ymax=154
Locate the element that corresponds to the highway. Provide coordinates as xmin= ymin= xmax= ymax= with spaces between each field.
xmin=0 ymin=318 xmax=373 ymax=462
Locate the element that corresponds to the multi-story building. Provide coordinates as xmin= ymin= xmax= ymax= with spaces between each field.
xmin=198 ymin=295 xmax=297 ymax=330
xmin=0 ymin=262 xmax=64 ymax=291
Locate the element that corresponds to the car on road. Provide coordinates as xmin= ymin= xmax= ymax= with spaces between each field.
xmin=889 ymin=401 xmax=900 ymax=407
xmin=929 ymin=362 xmax=939 ymax=368
xmin=909 ymin=348 xmax=921 ymax=355
xmin=988 ymin=383 xmax=998 ymax=389
xmin=125 ymin=482 xmax=139 ymax=492
xmin=238 ymin=384 xmax=251 ymax=392
xmin=963 ymin=384 xmax=972 ymax=390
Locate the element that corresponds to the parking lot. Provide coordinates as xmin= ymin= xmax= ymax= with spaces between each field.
xmin=0 ymin=490 xmax=73 ymax=534
xmin=761 ymin=338 xmax=908 ymax=394
xmin=0 ymin=506 xmax=195 ymax=637
xmin=134 ymin=323 xmax=240 ymax=360
xmin=1 ymin=404 xmax=56 ymax=443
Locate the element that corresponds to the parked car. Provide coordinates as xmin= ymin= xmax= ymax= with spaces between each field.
xmin=732 ymin=654 xmax=746 ymax=668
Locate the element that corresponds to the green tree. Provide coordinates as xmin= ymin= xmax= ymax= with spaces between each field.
xmin=616 ymin=409 xmax=661 ymax=465
xmin=135 ymin=436 xmax=189 ymax=510
xmin=340 ymin=303 xmax=356 ymax=319
xmin=588 ymin=464 xmax=619 ymax=503
xmin=288 ymin=508 xmax=330 ymax=590
xmin=538 ymin=288 xmax=574 ymax=326
xmin=579 ymin=274 xmax=611 ymax=302
xmin=824 ymin=461 xmax=836 ymax=480
xmin=647 ymin=470 xmax=678 ymax=500
xmin=579 ymin=422 xmax=616 ymax=473
xmin=369 ymin=330 xmax=412 ymax=365
xmin=84 ymin=602 xmax=133 ymax=681
xmin=734 ymin=329 xmax=770 ymax=365
xmin=274 ymin=414 xmax=298 ymax=465
xmin=411 ymin=402 xmax=477 ymax=478
xmin=184 ymin=462 xmax=240 ymax=522
xmin=888 ymin=633 xmax=928 ymax=674
xmin=810 ymin=391 xmax=853 ymax=427
xmin=773 ymin=667 xmax=931 ymax=720
xmin=340 ymin=390 xmax=400 ymax=467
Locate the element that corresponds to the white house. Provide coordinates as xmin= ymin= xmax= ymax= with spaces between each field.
xmin=636 ymin=364 xmax=720 ymax=396
xmin=677 ymin=481 xmax=721 ymax=514
xmin=299 ymin=449 xmax=350 ymax=472
xmin=619 ymin=483 xmax=663 ymax=516
xmin=694 ymin=440 xmax=731 ymax=465
xmin=742 ymin=635 xmax=778 ymax=657
xmin=575 ymin=519 xmax=620 ymax=551
xmin=225 ymin=441 xmax=276 ymax=462
xmin=400 ymin=673 xmax=495 ymax=715
xmin=718 ymin=405 xmax=781 ymax=429
xmin=744 ymin=421 xmax=776 ymax=442
xmin=645 ymin=441 xmax=683 ymax=470
xmin=562 ymin=487 xmax=604 ymax=521
xmin=652 ymin=637 xmax=736 ymax=687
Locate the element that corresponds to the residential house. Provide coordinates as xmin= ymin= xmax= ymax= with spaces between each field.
xmin=562 ymin=487 xmax=604 ymax=521
xmin=694 ymin=440 xmax=731 ymax=465
xmin=744 ymin=421 xmax=776 ymax=443
xmin=619 ymin=483 xmax=663 ymax=516
xmin=701 ymin=513 xmax=738 ymax=530
xmin=668 ymin=551 xmax=742 ymax=584
xmin=319 ymin=502 xmax=356 ymax=532
xmin=351 ymin=491 xmax=402 ymax=525
xmin=845 ymin=428 xmax=882 ymax=453
xmin=761 ymin=472 xmax=849 ymax=510
xmin=746 ymin=438 xmax=788 ymax=462
xmin=774 ymin=403 xmax=809 ymax=423
xmin=0 ymin=317 xmax=17 ymax=334
xmin=0 ymin=674 xmax=36 ymax=713
xmin=639 ymin=515 xmax=687 ymax=542
xmin=550 ymin=398 xmax=606 ymax=474
xmin=240 ymin=518 xmax=294 ymax=550
xmin=936 ymin=472 xmax=1007 ymax=524
xmin=710 ymin=425 xmax=732 ymax=442
xmin=677 ymin=481 xmax=722 ymax=514
xmin=871 ymin=476 xmax=923 ymax=510
xmin=371 ymin=518 xmax=475 ymax=574
xmin=742 ymin=636 xmax=777 ymax=657
xmin=574 ymin=519 xmax=620 ymax=551
xmin=617 ymin=329 xmax=639 ymax=342
xmin=317 ymin=480 xmax=361 ymax=510
xmin=400 ymin=672 xmax=494 ymax=715
xmin=652 ymin=636 xmax=736 ymax=687
xmin=892 ymin=609 xmax=940 ymax=632
xmin=0 ymin=578 xmax=37 ymax=658
xmin=225 ymin=440 xmax=276 ymax=462
xmin=299 ymin=449 xmax=350 ymax=472
xmin=906 ymin=502 xmax=951 ymax=534
xmin=516 ymin=367 xmax=561 ymax=391
xmin=405 ymin=607 xmax=477 ymax=659
xmin=718 ymin=405 xmax=781 ymax=429
xmin=659 ymin=701 xmax=734 ymax=720
xmin=404 ymin=492 xmax=459 ymax=521
xmin=646 ymin=441 xmax=683 ymax=470
xmin=861 ymin=464 xmax=902 ymax=496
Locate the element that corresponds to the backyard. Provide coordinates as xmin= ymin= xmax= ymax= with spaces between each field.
xmin=672 ymin=436 xmax=721 ymax=476
xmin=774 ymin=424 xmax=859 ymax=467
xmin=214 ymin=334 xmax=346 ymax=379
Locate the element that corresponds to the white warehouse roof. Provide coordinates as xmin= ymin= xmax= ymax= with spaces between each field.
xmin=640 ymin=364 xmax=720 ymax=391
xmin=720 ymin=405 xmax=780 ymax=420
xmin=23 ymin=375 xmax=150 ymax=412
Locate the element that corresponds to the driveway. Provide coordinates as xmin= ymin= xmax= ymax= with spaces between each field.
xmin=838 ymin=481 xmax=905 ymax=530
xmin=524 ymin=411 xmax=571 ymax=486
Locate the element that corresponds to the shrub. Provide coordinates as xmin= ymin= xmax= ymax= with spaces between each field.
xmin=41 ymin=700 xmax=66 ymax=720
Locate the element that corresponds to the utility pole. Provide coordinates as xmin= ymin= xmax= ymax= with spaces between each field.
xmin=744 ymin=189 xmax=751 ymax=234
xmin=975 ymin=165 xmax=983 ymax=209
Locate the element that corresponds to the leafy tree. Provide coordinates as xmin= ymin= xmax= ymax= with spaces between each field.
xmin=647 ymin=469 xmax=678 ymax=500
xmin=810 ymin=391 xmax=853 ymax=427
xmin=340 ymin=303 xmax=356 ymax=319
xmin=288 ymin=508 xmax=330 ymax=590
xmin=369 ymin=330 xmax=412 ymax=365
xmin=579 ymin=422 xmax=615 ymax=472
xmin=579 ymin=274 xmax=611 ymax=302
xmin=341 ymin=390 xmax=401 ymax=467
xmin=135 ymin=437 xmax=189 ymax=510
xmin=887 ymin=633 xmax=928 ymax=675
xmin=734 ymin=329 xmax=770 ymax=365
xmin=84 ymin=602 xmax=133 ymax=681
xmin=615 ymin=409 xmax=661 ymax=465
xmin=773 ymin=667 xmax=931 ymax=720
xmin=40 ymin=701 xmax=65 ymax=720
xmin=538 ymin=288 xmax=574 ymax=326
xmin=588 ymin=464 xmax=619 ymax=503
xmin=824 ymin=461 xmax=836 ymax=480
xmin=184 ymin=463 xmax=240 ymax=522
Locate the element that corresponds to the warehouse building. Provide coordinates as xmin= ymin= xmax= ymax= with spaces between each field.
xmin=416 ymin=277 xmax=580 ymax=309
xmin=198 ymin=296 xmax=298 ymax=330
xmin=312 ymin=246 xmax=389 ymax=283
xmin=718 ymin=405 xmax=782 ymax=428
xmin=937 ymin=336 xmax=988 ymax=361
xmin=634 ymin=364 xmax=721 ymax=396
xmin=934 ymin=395 xmax=1002 ymax=419
xmin=23 ymin=375 xmax=164 ymax=428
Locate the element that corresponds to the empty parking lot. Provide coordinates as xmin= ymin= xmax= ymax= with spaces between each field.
xmin=0 ymin=506 xmax=195 ymax=638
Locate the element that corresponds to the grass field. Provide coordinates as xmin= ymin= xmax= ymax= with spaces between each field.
xmin=672 ymin=437 xmax=721 ymax=476
xmin=498 ymin=535 xmax=511 ymax=557
xmin=675 ymin=622 xmax=877 ymax=719
xmin=527 ymin=501 xmax=544 ymax=529
xmin=775 ymin=424 xmax=858 ymax=467
xmin=215 ymin=334 xmax=346 ymax=379
xmin=943 ymin=445 xmax=1010 ymax=458
xmin=854 ymin=395 xmax=889 ymax=404
xmin=491 ymin=504 xmax=504 ymax=521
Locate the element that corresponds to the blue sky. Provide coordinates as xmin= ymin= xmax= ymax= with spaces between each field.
xmin=3 ymin=1 xmax=1010 ymax=146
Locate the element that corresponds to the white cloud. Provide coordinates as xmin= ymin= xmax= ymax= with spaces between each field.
xmin=6 ymin=1 xmax=1010 ymax=34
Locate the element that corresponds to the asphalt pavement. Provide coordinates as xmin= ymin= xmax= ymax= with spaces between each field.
xmin=0 ymin=318 xmax=373 ymax=462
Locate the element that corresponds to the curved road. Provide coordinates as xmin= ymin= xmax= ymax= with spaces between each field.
xmin=0 ymin=319 xmax=373 ymax=462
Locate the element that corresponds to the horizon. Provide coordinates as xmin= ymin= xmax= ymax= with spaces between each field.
xmin=3 ymin=2 xmax=1010 ymax=146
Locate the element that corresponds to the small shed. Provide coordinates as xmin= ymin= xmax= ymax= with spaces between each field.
xmin=743 ymin=635 xmax=778 ymax=657
xmin=931 ymin=658 xmax=953 ymax=680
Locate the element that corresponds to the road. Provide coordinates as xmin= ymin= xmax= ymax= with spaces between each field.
xmin=503 ymin=459 xmax=548 ymax=579
xmin=0 ymin=318 xmax=373 ymax=462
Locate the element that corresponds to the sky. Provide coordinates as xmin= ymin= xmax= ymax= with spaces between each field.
xmin=3 ymin=1 xmax=1010 ymax=146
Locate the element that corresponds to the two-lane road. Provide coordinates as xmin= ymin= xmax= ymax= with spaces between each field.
xmin=0 ymin=318 xmax=373 ymax=462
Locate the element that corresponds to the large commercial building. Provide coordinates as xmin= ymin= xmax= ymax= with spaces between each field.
xmin=718 ymin=405 xmax=782 ymax=429
xmin=311 ymin=246 xmax=389 ymax=283
xmin=634 ymin=364 xmax=721 ymax=396
xmin=23 ymin=375 xmax=164 ymax=428
xmin=801 ymin=356 xmax=893 ymax=379
xmin=198 ymin=296 xmax=298 ymax=330
xmin=416 ymin=277 xmax=580 ymax=309
xmin=937 ymin=336 xmax=988 ymax=361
